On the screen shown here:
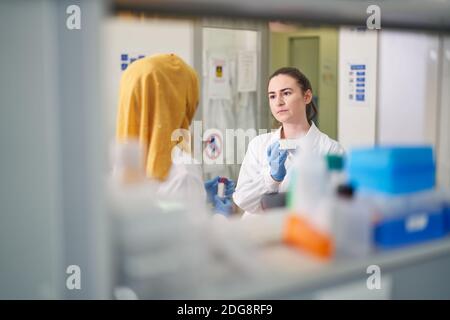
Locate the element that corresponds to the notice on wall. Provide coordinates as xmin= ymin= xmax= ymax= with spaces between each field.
xmin=204 ymin=133 xmax=222 ymax=161
xmin=347 ymin=62 xmax=368 ymax=106
xmin=120 ymin=53 xmax=146 ymax=71
xmin=208 ymin=55 xmax=231 ymax=100
xmin=237 ymin=51 xmax=257 ymax=92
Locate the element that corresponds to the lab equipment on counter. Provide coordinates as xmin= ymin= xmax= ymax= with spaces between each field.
xmin=344 ymin=145 xmax=450 ymax=250
xmin=286 ymin=152 xmax=337 ymax=258
xmin=108 ymin=176 xmax=209 ymax=299
xmin=261 ymin=145 xmax=324 ymax=212
xmin=287 ymin=183 xmax=373 ymax=260
xmin=331 ymin=184 xmax=373 ymax=258
xmin=284 ymin=187 xmax=449 ymax=258
xmin=109 ymin=171 xmax=259 ymax=299
xmin=348 ymin=146 xmax=435 ymax=194
xmin=249 ymin=144 xmax=448 ymax=261
xmin=326 ymin=154 xmax=347 ymax=189
xmin=287 ymin=152 xmax=328 ymax=221
xmin=283 ymin=214 xmax=334 ymax=259
xmin=368 ymin=189 xmax=448 ymax=249
xmin=286 ymin=151 xmax=372 ymax=259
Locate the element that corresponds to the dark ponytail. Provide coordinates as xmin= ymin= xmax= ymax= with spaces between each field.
xmin=268 ymin=67 xmax=317 ymax=125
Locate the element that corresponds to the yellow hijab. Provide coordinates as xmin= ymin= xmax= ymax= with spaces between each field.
xmin=116 ymin=53 xmax=199 ymax=181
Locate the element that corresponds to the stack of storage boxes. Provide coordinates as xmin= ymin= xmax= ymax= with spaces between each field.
xmin=347 ymin=146 xmax=449 ymax=249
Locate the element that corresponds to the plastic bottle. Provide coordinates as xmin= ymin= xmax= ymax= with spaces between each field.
xmin=325 ymin=154 xmax=347 ymax=191
xmin=287 ymin=153 xmax=328 ymax=219
xmin=308 ymin=154 xmax=346 ymax=235
xmin=333 ymin=184 xmax=373 ymax=259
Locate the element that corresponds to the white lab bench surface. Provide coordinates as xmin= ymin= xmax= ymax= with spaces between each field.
xmin=197 ymin=230 xmax=450 ymax=299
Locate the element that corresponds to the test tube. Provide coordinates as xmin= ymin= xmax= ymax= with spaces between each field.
xmin=218 ymin=177 xmax=227 ymax=198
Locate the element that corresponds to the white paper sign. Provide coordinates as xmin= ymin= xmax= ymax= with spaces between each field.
xmin=208 ymin=55 xmax=231 ymax=100
xmin=237 ymin=51 xmax=257 ymax=92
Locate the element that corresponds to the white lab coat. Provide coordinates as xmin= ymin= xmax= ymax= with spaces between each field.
xmin=233 ymin=123 xmax=344 ymax=215
xmin=157 ymin=146 xmax=207 ymax=204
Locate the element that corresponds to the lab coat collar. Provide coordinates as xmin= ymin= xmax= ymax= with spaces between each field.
xmin=275 ymin=122 xmax=321 ymax=151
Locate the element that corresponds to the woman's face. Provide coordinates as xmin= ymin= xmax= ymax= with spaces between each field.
xmin=268 ymin=74 xmax=312 ymax=125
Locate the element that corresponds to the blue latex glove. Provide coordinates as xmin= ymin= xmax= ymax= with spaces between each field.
xmin=224 ymin=180 xmax=236 ymax=197
xmin=204 ymin=176 xmax=220 ymax=203
xmin=267 ymin=141 xmax=289 ymax=182
xmin=204 ymin=176 xmax=236 ymax=203
xmin=213 ymin=194 xmax=233 ymax=216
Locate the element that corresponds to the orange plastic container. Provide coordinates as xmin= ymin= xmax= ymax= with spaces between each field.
xmin=283 ymin=214 xmax=334 ymax=259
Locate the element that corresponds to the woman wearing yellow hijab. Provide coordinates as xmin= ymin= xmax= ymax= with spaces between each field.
xmin=115 ymin=53 xmax=233 ymax=213
xmin=115 ymin=53 xmax=205 ymax=200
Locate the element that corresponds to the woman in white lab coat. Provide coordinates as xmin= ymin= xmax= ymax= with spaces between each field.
xmin=115 ymin=53 xmax=232 ymax=213
xmin=233 ymin=67 xmax=344 ymax=215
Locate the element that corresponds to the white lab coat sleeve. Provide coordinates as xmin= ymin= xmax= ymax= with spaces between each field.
xmin=179 ymin=172 xmax=207 ymax=203
xmin=177 ymin=165 xmax=207 ymax=204
xmin=328 ymin=139 xmax=346 ymax=155
xmin=233 ymin=137 xmax=280 ymax=213
xmin=158 ymin=163 xmax=207 ymax=204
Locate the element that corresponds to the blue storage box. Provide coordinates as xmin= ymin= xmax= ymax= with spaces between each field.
xmin=348 ymin=146 xmax=435 ymax=194
xmin=437 ymin=190 xmax=450 ymax=233
xmin=444 ymin=202 xmax=450 ymax=234
xmin=374 ymin=208 xmax=446 ymax=249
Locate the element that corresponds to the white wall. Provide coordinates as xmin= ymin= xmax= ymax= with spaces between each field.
xmin=338 ymin=27 xmax=378 ymax=150
xmin=377 ymin=31 xmax=440 ymax=145
xmin=437 ymin=36 xmax=450 ymax=187
xmin=102 ymin=17 xmax=195 ymax=142
xmin=338 ymin=28 xmax=449 ymax=187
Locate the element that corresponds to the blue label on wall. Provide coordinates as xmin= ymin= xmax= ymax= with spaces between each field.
xmin=349 ymin=64 xmax=367 ymax=104
xmin=120 ymin=53 xmax=146 ymax=71
xmin=351 ymin=64 xmax=366 ymax=70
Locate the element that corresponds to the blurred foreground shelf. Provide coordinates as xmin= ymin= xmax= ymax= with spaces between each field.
xmin=199 ymin=235 xmax=450 ymax=299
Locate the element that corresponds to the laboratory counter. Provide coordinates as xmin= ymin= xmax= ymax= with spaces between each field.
xmin=198 ymin=231 xmax=450 ymax=299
